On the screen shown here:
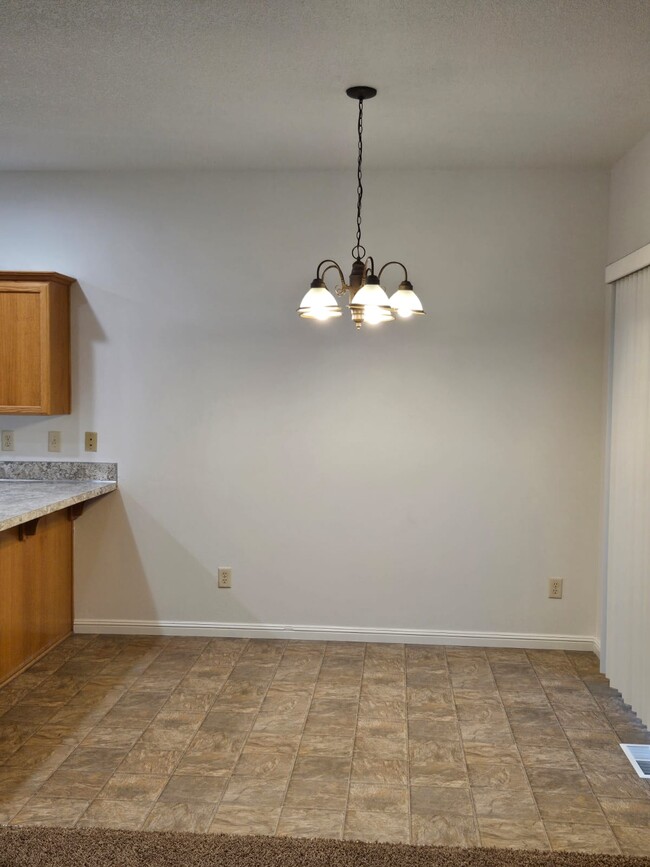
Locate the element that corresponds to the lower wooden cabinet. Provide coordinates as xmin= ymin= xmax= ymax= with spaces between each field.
xmin=0 ymin=510 xmax=73 ymax=685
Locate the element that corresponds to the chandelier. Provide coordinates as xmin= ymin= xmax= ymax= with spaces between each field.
xmin=298 ymin=86 xmax=425 ymax=330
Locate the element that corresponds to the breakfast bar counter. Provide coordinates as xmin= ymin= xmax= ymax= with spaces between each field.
xmin=0 ymin=461 xmax=117 ymax=685
xmin=0 ymin=477 xmax=117 ymax=532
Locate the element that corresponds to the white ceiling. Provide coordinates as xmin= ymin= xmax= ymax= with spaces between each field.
xmin=2 ymin=0 xmax=650 ymax=170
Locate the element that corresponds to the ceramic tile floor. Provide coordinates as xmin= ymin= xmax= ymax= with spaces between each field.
xmin=1 ymin=635 xmax=650 ymax=855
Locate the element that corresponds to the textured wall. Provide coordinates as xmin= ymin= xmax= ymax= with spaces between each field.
xmin=0 ymin=168 xmax=607 ymax=644
xmin=609 ymin=130 xmax=650 ymax=262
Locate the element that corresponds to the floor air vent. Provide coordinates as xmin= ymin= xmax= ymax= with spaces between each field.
xmin=621 ymin=744 xmax=650 ymax=779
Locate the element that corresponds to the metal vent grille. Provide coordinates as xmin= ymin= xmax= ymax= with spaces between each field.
xmin=621 ymin=744 xmax=650 ymax=779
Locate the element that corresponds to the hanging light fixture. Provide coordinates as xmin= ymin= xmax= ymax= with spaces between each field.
xmin=298 ymin=86 xmax=425 ymax=330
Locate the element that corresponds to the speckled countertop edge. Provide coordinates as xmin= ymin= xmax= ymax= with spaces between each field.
xmin=0 ymin=461 xmax=117 ymax=481
xmin=0 ymin=462 xmax=118 ymax=532
xmin=0 ymin=480 xmax=117 ymax=532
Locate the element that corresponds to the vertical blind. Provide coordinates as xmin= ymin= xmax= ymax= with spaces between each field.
xmin=606 ymin=266 xmax=650 ymax=726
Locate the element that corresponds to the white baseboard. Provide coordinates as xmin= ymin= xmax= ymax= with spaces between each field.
xmin=74 ymin=618 xmax=599 ymax=653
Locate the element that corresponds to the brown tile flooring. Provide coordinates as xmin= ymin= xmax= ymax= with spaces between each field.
xmin=1 ymin=636 xmax=650 ymax=855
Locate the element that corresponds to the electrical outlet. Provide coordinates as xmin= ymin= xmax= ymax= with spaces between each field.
xmin=549 ymin=577 xmax=563 ymax=599
xmin=48 ymin=431 xmax=61 ymax=452
xmin=84 ymin=431 xmax=98 ymax=452
xmin=1 ymin=430 xmax=14 ymax=451
xmin=217 ymin=567 xmax=232 ymax=589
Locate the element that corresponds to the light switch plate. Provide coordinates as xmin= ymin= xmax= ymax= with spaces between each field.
xmin=85 ymin=431 xmax=98 ymax=452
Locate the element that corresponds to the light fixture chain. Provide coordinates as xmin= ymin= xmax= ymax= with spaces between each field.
xmin=300 ymin=86 xmax=424 ymax=327
xmin=353 ymin=97 xmax=364 ymax=261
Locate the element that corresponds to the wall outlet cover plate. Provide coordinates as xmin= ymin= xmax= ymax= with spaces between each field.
xmin=48 ymin=431 xmax=61 ymax=452
xmin=217 ymin=568 xmax=232 ymax=589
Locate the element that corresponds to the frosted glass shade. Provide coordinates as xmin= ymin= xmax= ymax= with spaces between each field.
xmin=351 ymin=281 xmax=392 ymax=309
xmin=389 ymin=281 xmax=425 ymax=318
xmin=297 ymin=282 xmax=342 ymax=319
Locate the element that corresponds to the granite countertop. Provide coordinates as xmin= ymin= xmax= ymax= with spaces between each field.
xmin=0 ymin=462 xmax=117 ymax=532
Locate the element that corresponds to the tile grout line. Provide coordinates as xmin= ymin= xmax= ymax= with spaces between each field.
xmin=143 ymin=637 xmax=252 ymax=830
xmin=445 ymin=647 xmax=482 ymax=848
xmin=341 ymin=642 xmax=367 ymax=842
xmin=487 ymin=650 xmax=552 ymax=851
xmin=272 ymin=643 xmax=329 ymax=836
xmin=75 ymin=638 xmax=212 ymax=824
xmin=73 ymin=638 xmax=209 ymax=825
xmin=5 ymin=635 xmax=158 ymax=822
xmin=402 ymin=643 xmax=412 ymax=845
xmin=0 ymin=635 xmax=99 ymax=821
xmin=193 ymin=637 xmax=284 ymax=832
xmin=77 ymin=637 xmax=250 ymax=829
xmin=4 ymin=633 xmax=127 ymax=763
xmin=352 ymin=645 xmax=409 ymax=841
xmin=531 ymin=649 xmax=623 ymax=853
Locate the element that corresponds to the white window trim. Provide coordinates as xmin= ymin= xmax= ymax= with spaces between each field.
xmin=605 ymin=241 xmax=650 ymax=283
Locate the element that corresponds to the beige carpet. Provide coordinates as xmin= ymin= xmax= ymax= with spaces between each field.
xmin=0 ymin=828 xmax=649 ymax=867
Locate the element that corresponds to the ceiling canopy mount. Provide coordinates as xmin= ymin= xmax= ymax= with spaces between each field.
xmin=345 ymin=85 xmax=377 ymax=101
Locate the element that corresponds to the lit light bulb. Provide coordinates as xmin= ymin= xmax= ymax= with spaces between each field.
xmin=388 ymin=281 xmax=425 ymax=318
xmin=363 ymin=306 xmax=389 ymax=325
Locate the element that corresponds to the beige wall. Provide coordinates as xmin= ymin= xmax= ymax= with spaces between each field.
xmin=0 ymin=168 xmax=607 ymax=645
xmin=609 ymin=130 xmax=650 ymax=262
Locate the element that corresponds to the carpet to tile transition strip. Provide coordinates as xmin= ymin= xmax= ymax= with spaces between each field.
xmin=0 ymin=828 xmax=649 ymax=867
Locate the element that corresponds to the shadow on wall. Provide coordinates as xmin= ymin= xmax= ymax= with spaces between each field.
xmin=71 ymin=281 xmax=107 ymax=442
xmin=73 ymin=488 xmax=257 ymax=629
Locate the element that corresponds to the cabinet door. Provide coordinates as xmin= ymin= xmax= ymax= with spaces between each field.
xmin=24 ymin=510 xmax=73 ymax=666
xmin=0 ymin=511 xmax=73 ymax=685
xmin=0 ymin=276 xmax=71 ymax=415
xmin=0 ymin=524 xmax=30 ymax=683
xmin=0 ymin=285 xmax=46 ymax=412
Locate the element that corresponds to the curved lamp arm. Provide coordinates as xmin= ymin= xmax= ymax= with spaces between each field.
xmin=377 ymin=260 xmax=409 ymax=283
xmin=319 ymin=262 xmax=348 ymax=291
xmin=316 ymin=259 xmax=346 ymax=285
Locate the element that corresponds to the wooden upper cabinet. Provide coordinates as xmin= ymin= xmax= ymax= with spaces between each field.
xmin=0 ymin=272 xmax=74 ymax=415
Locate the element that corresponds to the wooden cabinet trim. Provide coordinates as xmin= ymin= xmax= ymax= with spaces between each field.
xmin=0 ymin=272 xmax=75 ymax=286
xmin=0 ymin=273 xmax=72 ymax=415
